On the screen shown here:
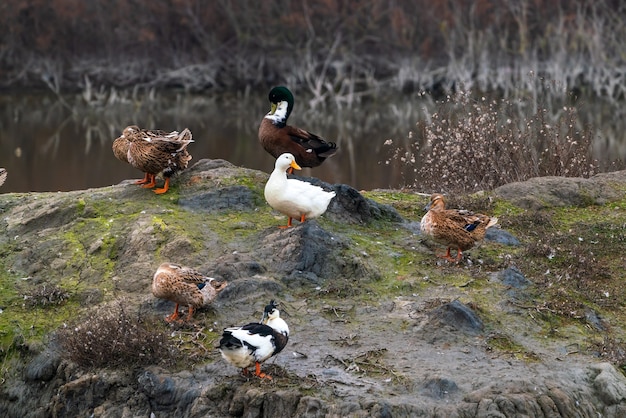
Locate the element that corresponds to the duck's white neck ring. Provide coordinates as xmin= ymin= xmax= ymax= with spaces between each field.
xmin=265 ymin=100 xmax=290 ymax=125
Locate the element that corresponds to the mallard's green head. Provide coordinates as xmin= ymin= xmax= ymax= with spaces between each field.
xmin=265 ymin=86 xmax=294 ymax=125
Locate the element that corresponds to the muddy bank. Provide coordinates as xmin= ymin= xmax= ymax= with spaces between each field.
xmin=1 ymin=160 xmax=626 ymax=417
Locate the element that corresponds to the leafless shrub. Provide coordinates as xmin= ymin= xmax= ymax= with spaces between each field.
xmin=386 ymin=87 xmax=599 ymax=193
xmin=57 ymin=302 xmax=174 ymax=369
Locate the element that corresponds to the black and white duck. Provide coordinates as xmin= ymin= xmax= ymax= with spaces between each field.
xmin=218 ymin=300 xmax=289 ymax=379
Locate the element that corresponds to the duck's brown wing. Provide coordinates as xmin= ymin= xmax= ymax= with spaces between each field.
xmin=156 ymin=138 xmax=193 ymax=173
xmin=428 ymin=211 xmax=477 ymax=250
xmin=149 ymin=137 xmax=192 ymax=153
xmin=442 ymin=209 xmax=479 ymax=228
xmin=286 ymin=125 xmax=337 ymax=157
xmin=169 ymin=265 xmax=207 ymax=284
xmin=129 ymin=137 xmax=193 ymax=174
xmin=142 ymin=129 xmax=173 ymax=139
xmin=445 ymin=209 xmax=497 ymax=242
xmin=258 ymin=118 xmax=337 ymax=167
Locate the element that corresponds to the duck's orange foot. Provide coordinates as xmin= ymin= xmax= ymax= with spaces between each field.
xmin=164 ymin=305 xmax=182 ymax=323
xmin=437 ymin=255 xmax=457 ymax=262
xmin=164 ymin=314 xmax=183 ymax=323
xmin=254 ymin=362 xmax=272 ymax=380
xmin=184 ymin=307 xmax=195 ymax=322
xmin=437 ymin=248 xmax=461 ymax=263
xmin=134 ymin=173 xmax=151 ymax=185
xmin=153 ymin=178 xmax=170 ymax=194
xmin=141 ymin=174 xmax=157 ymax=189
xmin=454 ymin=248 xmax=464 ymax=262
xmin=278 ymin=217 xmax=294 ymax=229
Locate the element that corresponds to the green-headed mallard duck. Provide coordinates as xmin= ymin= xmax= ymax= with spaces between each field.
xmin=0 ymin=168 xmax=6 ymax=187
xmin=152 ymin=262 xmax=227 ymax=323
xmin=264 ymin=153 xmax=336 ymax=228
xmin=112 ymin=125 xmax=194 ymax=194
xmin=420 ymin=193 xmax=498 ymax=262
xmin=258 ymin=86 xmax=337 ymax=169
xmin=219 ymin=300 xmax=289 ymax=380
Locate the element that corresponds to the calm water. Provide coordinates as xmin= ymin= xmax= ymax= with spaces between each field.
xmin=0 ymin=91 xmax=624 ymax=193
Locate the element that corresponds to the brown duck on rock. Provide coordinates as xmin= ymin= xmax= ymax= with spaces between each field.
xmin=112 ymin=125 xmax=193 ymax=194
xmin=258 ymin=86 xmax=337 ymax=169
xmin=420 ymin=193 xmax=498 ymax=262
xmin=152 ymin=263 xmax=228 ymax=323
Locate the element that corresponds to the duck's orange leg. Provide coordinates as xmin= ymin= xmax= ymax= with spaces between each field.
xmin=153 ymin=177 xmax=170 ymax=194
xmin=141 ymin=174 xmax=157 ymax=189
xmin=134 ymin=173 xmax=151 ymax=185
xmin=455 ymin=248 xmax=464 ymax=262
xmin=165 ymin=303 xmax=181 ymax=322
xmin=300 ymin=214 xmax=306 ymax=223
xmin=279 ymin=217 xmax=294 ymax=229
xmin=438 ymin=247 xmax=458 ymax=262
xmin=255 ymin=362 xmax=272 ymax=380
xmin=184 ymin=306 xmax=195 ymax=321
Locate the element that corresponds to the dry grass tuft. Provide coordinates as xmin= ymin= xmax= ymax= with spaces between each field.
xmin=58 ymin=302 xmax=175 ymax=369
xmin=22 ymin=285 xmax=70 ymax=307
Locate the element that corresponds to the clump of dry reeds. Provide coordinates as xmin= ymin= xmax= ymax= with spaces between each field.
xmin=386 ymin=88 xmax=599 ymax=193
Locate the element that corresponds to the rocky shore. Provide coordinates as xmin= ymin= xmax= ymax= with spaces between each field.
xmin=1 ymin=159 xmax=626 ymax=417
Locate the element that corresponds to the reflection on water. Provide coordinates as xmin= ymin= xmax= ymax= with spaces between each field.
xmin=0 ymin=91 xmax=624 ymax=193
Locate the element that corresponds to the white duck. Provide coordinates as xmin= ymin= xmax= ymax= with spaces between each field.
xmin=218 ymin=300 xmax=289 ymax=380
xmin=264 ymin=153 xmax=336 ymax=228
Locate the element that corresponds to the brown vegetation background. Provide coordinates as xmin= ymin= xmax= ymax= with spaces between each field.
xmin=1 ymin=0 xmax=624 ymax=98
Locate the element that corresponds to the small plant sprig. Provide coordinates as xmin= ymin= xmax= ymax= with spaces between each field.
xmin=386 ymin=88 xmax=599 ymax=193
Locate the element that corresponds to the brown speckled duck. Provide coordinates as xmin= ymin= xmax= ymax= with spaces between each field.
xmin=420 ymin=193 xmax=498 ymax=262
xmin=258 ymin=86 xmax=337 ymax=169
xmin=0 ymin=168 xmax=6 ymax=187
xmin=112 ymin=126 xmax=135 ymax=165
xmin=112 ymin=125 xmax=194 ymax=194
xmin=152 ymin=263 xmax=227 ymax=323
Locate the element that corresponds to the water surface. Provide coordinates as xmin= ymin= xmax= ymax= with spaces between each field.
xmin=0 ymin=91 xmax=624 ymax=193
